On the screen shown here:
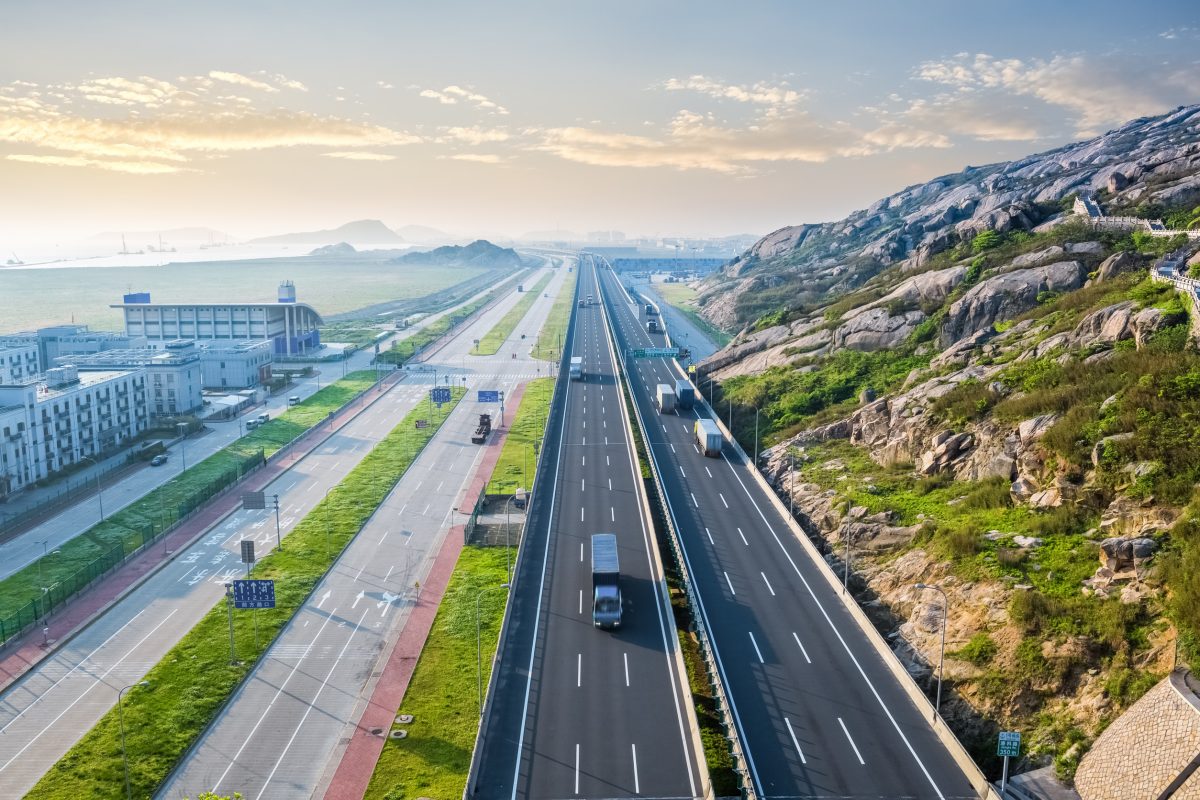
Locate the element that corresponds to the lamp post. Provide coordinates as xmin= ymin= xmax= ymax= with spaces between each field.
xmin=476 ymin=584 xmax=510 ymax=718
xmin=915 ymin=583 xmax=948 ymax=719
xmin=118 ymin=680 xmax=151 ymax=800
xmin=176 ymin=422 xmax=189 ymax=472
xmin=78 ymin=456 xmax=105 ymax=521
xmin=35 ymin=539 xmax=60 ymax=585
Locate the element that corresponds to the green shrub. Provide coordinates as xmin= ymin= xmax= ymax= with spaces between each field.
xmin=961 ymin=477 xmax=1013 ymax=510
xmin=951 ymin=632 xmax=999 ymax=666
xmin=972 ymin=230 xmax=1001 ymax=253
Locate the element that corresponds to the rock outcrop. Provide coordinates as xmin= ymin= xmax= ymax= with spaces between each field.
xmin=941 ymin=261 xmax=1087 ymax=345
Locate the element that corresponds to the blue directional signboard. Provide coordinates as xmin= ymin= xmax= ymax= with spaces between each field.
xmin=478 ymin=390 xmax=500 ymax=403
xmin=232 ymin=579 xmax=276 ymax=609
xmin=430 ymin=387 xmax=452 ymax=406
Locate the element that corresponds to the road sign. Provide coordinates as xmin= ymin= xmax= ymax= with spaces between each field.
xmin=241 ymin=491 xmax=266 ymax=510
xmin=687 ymin=364 xmax=697 ymax=375
xmin=240 ymin=539 xmax=255 ymax=565
xmin=478 ymin=390 xmax=500 ymax=403
xmin=232 ymin=579 xmax=276 ymax=609
xmin=997 ymin=731 xmax=1021 ymax=758
xmin=629 ymin=347 xmax=680 ymax=359
xmin=430 ymin=387 xmax=452 ymax=405
xmin=415 ymin=419 xmax=429 ymax=429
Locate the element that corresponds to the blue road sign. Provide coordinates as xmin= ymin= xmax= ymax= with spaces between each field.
xmin=997 ymin=731 xmax=1021 ymax=758
xmin=430 ymin=387 xmax=452 ymax=405
xmin=478 ymin=390 xmax=500 ymax=403
xmin=232 ymin=579 xmax=276 ymax=609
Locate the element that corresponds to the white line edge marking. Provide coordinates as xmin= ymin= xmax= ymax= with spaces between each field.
xmin=761 ymin=572 xmax=776 ymax=596
xmin=785 ymin=717 xmax=808 ymax=764
xmin=839 ymin=716 xmax=866 ymax=765
xmin=632 ymin=742 xmax=640 ymax=793
xmin=623 ymin=652 xmax=630 ymax=687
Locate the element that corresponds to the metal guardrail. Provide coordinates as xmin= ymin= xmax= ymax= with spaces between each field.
xmin=600 ymin=263 xmax=758 ymax=799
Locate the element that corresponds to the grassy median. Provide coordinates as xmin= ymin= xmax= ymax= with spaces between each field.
xmin=653 ymin=281 xmax=732 ymax=348
xmin=485 ymin=378 xmax=553 ymax=496
xmin=27 ymin=387 xmax=465 ymax=800
xmin=0 ymin=371 xmax=382 ymax=642
xmin=363 ymin=544 xmax=512 ymax=800
xmin=532 ymin=267 xmax=577 ymax=361
xmin=470 ymin=272 xmax=553 ymax=355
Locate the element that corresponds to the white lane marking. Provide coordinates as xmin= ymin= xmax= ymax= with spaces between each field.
xmin=690 ymin=493 xmax=698 ymax=508
xmin=749 ymin=631 xmax=765 ymax=663
xmin=761 ymin=572 xmax=776 ymax=596
xmin=0 ymin=609 xmax=178 ymax=772
xmin=705 ymin=527 xmax=714 ymax=544
xmin=255 ymin=608 xmax=371 ymax=799
xmin=632 ymin=743 xmax=641 ymax=793
xmin=606 ymin=455 xmax=610 ymax=466
xmin=582 ymin=456 xmax=585 ymax=467
xmin=582 ymin=436 xmax=586 ymax=446
xmin=581 ymin=478 xmax=585 ymax=492
xmin=662 ymin=424 xmax=667 ymax=432
xmin=398 ymin=503 xmax=407 ymax=515
xmin=414 ymin=480 xmax=422 ymax=491
xmin=608 ymin=478 xmax=612 ymax=491
xmin=580 ymin=507 xmax=584 ymax=522
xmin=792 ymin=632 xmax=813 ymax=664
xmin=679 ymin=466 xmax=686 ymax=478
xmin=355 ymin=562 xmax=368 ymax=580
xmin=719 ymin=451 xmax=946 ymax=797
xmin=352 ymin=590 xmax=365 ymax=608
xmin=705 ymin=466 xmax=713 ymax=478
xmin=720 ymin=493 xmax=729 ymax=509
xmin=623 ymin=652 xmax=630 ymax=687
xmin=723 ymin=571 xmax=735 ymax=595
xmin=580 ymin=542 xmax=584 ymax=562
xmin=670 ymin=443 xmax=676 ymax=453
xmin=610 ymin=507 xmax=615 ymax=522
xmin=839 ymin=717 xmax=866 ymax=765
xmin=737 ymin=527 xmax=749 ymax=546
xmin=579 ymin=590 xmax=583 ymax=615
xmin=785 ymin=717 xmax=808 ymax=764
xmin=604 ymin=436 xmax=609 ymax=446
xmin=177 ymin=566 xmax=196 ymax=583
xmin=693 ymin=444 xmax=699 ymax=454
xmin=422 ymin=503 xmax=430 ymax=515
xmin=577 ymin=653 xmax=582 ymax=687
xmin=316 ymin=590 xmax=331 ymax=609
xmin=436 ymin=480 xmax=444 ymax=492
xmin=574 ymin=743 xmax=580 ymax=795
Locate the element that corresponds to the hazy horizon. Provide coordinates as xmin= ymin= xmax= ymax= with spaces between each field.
xmin=3 ymin=1 xmax=1198 ymax=249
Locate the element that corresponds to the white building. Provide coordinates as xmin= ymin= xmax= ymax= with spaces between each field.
xmin=0 ymin=345 xmax=39 ymax=383
xmin=0 ymin=324 xmax=141 ymax=369
xmin=112 ymin=281 xmax=323 ymax=356
xmin=60 ymin=340 xmax=204 ymax=417
xmin=198 ymin=340 xmax=273 ymax=389
xmin=0 ymin=366 xmax=149 ymax=499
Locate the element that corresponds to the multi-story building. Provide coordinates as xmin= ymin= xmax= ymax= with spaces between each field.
xmin=0 ymin=345 xmax=39 ymax=383
xmin=60 ymin=340 xmax=204 ymax=417
xmin=0 ymin=365 xmax=149 ymax=499
xmin=0 ymin=324 xmax=141 ymax=370
xmin=197 ymin=340 xmax=273 ymax=389
xmin=112 ymin=281 xmax=323 ymax=356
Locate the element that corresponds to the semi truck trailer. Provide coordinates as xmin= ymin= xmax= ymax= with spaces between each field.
xmin=569 ymin=356 xmax=583 ymax=381
xmin=694 ymin=418 xmax=724 ymax=457
xmin=674 ymin=379 xmax=695 ymax=410
xmin=656 ymin=383 xmax=676 ymax=414
xmin=591 ymin=534 xmax=621 ymax=629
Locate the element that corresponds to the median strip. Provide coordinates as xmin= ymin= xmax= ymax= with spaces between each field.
xmin=532 ymin=267 xmax=578 ymax=361
xmin=27 ymin=387 xmax=464 ymax=800
xmin=471 ymin=272 xmax=554 ymax=355
xmin=485 ymin=378 xmax=553 ymax=496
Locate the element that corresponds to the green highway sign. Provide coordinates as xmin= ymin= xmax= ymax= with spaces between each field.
xmin=997 ymin=731 xmax=1021 ymax=758
xmin=629 ymin=347 xmax=680 ymax=359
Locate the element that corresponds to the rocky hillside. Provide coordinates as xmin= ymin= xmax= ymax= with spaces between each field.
xmin=693 ymin=105 xmax=1200 ymax=786
xmin=698 ymin=105 xmax=1200 ymax=333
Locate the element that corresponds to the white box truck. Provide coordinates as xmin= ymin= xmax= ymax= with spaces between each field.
xmin=656 ymin=383 xmax=676 ymax=414
xmin=694 ymin=418 xmax=723 ymax=457
xmin=591 ymin=534 xmax=621 ymax=629
xmin=569 ymin=356 xmax=584 ymax=381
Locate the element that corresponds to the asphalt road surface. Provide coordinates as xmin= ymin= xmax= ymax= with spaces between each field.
xmin=471 ymin=256 xmax=703 ymax=799
xmin=596 ymin=260 xmax=980 ymax=799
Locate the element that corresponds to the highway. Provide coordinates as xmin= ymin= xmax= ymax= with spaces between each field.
xmin=596 ymin=261 xmax=981 ymax=799
xmin=471 ymin=256 xmax=703 ymax=798
xmin=0 ymin=266 xmax=554 ymax=797
xmin=159 ymin=261 xmax=568 ymax=799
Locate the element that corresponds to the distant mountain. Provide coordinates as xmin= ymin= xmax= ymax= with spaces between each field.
xmin=86 ymin=227 xmax=234 ymax=246
xmin=394 ymin=224 xmax=451 ymax=244
xmin=391 ymin=239 xmax=524 ymax=269
xmin=250 ymin=219 xmax=404 ymax=246
xmin=309 ymin=242 xmax=356 ymax=256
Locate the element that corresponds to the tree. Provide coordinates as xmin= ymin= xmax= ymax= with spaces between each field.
xmin=971 ymin=230 xmax=1001 ymax=254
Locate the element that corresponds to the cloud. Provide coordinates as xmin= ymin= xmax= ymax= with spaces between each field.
xmin=448 ymin=153 xmax=505 ymax=163
xmin=208 ymin=71 xmax=278 ymax=93
xmin=886 ymin=95 xmax=1043 ymax=142
xmin=444 ymin=125 xmax=510 ymax=145
xmin=323 ymin=151 xmax=396 ymax=161
xmin=418 ymin=85 xmax=508 ymax=114
xmin=267 ymin=73 xmax=308 ymax=92
xmin=6 ymin=153 xmax=188 ymax=174
xmin=377 ymin=81 xmax=394 ymax=89
xmin=662 ymin=75 xmax=804 ymax=108
xmin=916 ymin=52 xmax=1200 ymax=135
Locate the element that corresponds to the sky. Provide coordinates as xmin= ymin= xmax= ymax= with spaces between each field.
xmin=1 ymin=1 xmax=1198 ymax=246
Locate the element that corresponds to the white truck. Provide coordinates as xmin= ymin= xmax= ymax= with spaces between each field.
xmin=569 ymin=356 xmax=584 ymax=381
xmin=694 ymin=418 xmax=724 ymax=457
xmin=655 ymin=383 xmax=676 ymax=414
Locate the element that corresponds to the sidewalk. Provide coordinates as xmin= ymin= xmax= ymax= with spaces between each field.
xmin=0 ymin=371 xmax=405 ymax=694
xmin=321 ymin=379 xmax=528 ymax=800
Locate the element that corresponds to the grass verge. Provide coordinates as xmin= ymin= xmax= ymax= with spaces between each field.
xmin=363 ymin=545 xmax=512 ymax=800
xmin=0 ymin=371 xmax=381 ymax=640
xmin=532 ymin=268 xmax=577 ymax=360
xmin=653 ymin=281 xmax=732 ymax=348
xmin=27 ymin=387 xmax=465 ymax=800
xmin=471 ymin=272 xmax=554 ymax=355
xmin=485 ymin=378 xmax=553 ymax=496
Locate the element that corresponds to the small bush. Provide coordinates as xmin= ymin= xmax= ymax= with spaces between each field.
xmin=942 ymin=523 xmax=983 ymax=559
xmin=998 ymin=547 xmax=1027 ymax=568
xmin=951 ymin=632 xmax=999 ymax=666
xmin=961 ymin=477 xmax=1013 ymax=510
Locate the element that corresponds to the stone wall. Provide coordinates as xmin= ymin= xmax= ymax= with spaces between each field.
xmin=1075 ymin=670 xmax=1200 ymax=800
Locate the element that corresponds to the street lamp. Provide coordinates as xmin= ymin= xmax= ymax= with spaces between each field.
xmin=476 ymin=584 xmax=510 ymax=718
xmin=176 ymin=422 xmax=189 ymax=472
xmin=78 ymin=455 xmax=105 ymax=521
xmin=118 ymin=680 xmax=151 ymax=800
xmin=35 ymin=539 xmax=60 ymax=585
xmin=915 ymin=583 xmax=948 ymax=719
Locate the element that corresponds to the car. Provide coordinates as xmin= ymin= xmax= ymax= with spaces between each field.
xmin=288 ymin=395 xmax=300 ymax=406
xmin=150 ymin=454 xmax=168 ymax=466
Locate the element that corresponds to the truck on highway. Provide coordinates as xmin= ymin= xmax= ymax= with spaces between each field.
xmin=655 ymin=383 xmax=676 ymax=414
xmin=517 ymin=284 xmax=524 ymax=292
xmin=675 ymin=379 xmax=695 ymax=410
xmin=694 ymin=418 xmax=724 ymax=457
xmin=471 ymin=413 xmax=492 ymax=444
xmin=645 ymin=303 xmax=657 ymax=316
xmin=591 ymin=533 xmax=622 ymax=629
xmin=569 ymin=356 xmax=584 ymax=381
xmin=587 ymin=294 xmax=594 ymax=305
xmin=578 ymin=298 xmax=585 ymax=308
xmin=647 ymin=319 xmax=659 ymax=333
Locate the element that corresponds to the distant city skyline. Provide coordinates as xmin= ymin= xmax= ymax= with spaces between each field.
xmin=2 ymin=1 xmax=1198 ymax=247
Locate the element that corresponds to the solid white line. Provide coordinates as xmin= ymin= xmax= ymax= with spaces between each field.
xmin=785 ymin=717 xmax=808 ymax=764
xmin=749 ymin=631 xmax=765 ymax=663
xmin=624 ymin=652 xmax=630 ymax=687
xmin=839 ymin=717 xmax=866 ymax=765
xmin=761 ymin=572 xmax=776 ymax=596
xmin=724 ymin=571 xmax=735 ymax=595
xmin=632 ymin=743 xmax=641 ymax=793
xmin=720 ymin=493 xmax=729 ymax=509
xmin=574 ymin=743 xmax=580 ymax=795
xmin=577 ymin=653 xmax=582 ymax=687
xmin=793 ymin=632 xmax=813 ymax=664
xmin=255 ymin=608 xmax=371 ymax=799
xmin=579 ymin=590 xmax=583 ymax=615
xmin=737 ymin=527 xmax=748 ymax=546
